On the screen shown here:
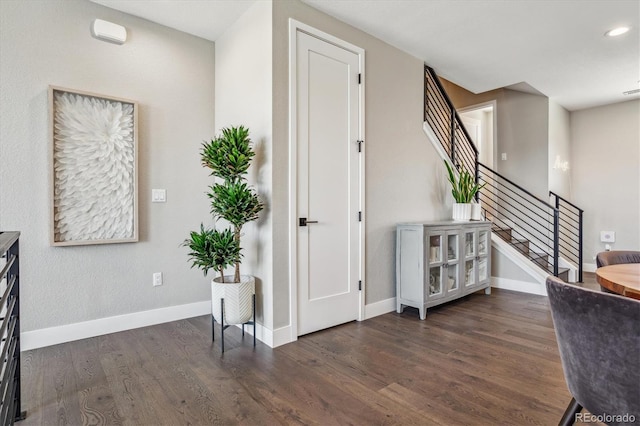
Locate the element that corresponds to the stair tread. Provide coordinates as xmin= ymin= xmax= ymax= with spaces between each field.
xmin=528 ymin=252 xmax=547 ymax=259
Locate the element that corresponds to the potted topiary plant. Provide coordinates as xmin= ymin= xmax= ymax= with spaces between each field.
xmin=184 ymin=125 xmax=263 ymax=335
xmin=444 ymin=160 xmax=485 ymax=221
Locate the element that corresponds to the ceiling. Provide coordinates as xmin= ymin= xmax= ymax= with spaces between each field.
xmin=92 ymin=0 xmax=640 ymax=111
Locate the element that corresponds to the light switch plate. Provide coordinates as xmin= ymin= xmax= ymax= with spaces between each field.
xmin=600 ymin=231 xmax=615 ymax=243
xmin=501 ymin=153 xmax=507 ymax=161
xmin=152 ymin=189 xmax=166 ymax=203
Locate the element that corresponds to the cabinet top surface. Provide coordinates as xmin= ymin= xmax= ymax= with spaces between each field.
xmin=397 ymin=220 xmax=492 ymax=227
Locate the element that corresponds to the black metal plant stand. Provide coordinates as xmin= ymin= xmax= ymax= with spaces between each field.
xmin=211 ymin=294 xmax=256 ymax=353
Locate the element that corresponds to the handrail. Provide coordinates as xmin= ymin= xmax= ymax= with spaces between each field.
xmin=425 ymin=66 xmax=478 ymax=156
xmin=549 ymin=191 xmax=584 ymax=213
xmin=550 ymin=191 xmax=584 ymax=283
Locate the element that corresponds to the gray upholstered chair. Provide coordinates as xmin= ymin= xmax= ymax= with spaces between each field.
xmin=595 ymin=251 xmax=640 ymax=294
xmin=596 ymin=250 xmax=640 ymax=268
xmin=546 ymin=276 xmax=640 ymax=426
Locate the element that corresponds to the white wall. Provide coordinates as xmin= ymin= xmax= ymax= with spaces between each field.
xmin=571 ymin=99 xmax=640 ymax=262
xmin=272 ymin=0 xmax=451 ymax=329
xmin=548 ymin=101 xmax=571 ymax=198
xmin=0 ymin=0 xmax=215 ymax=332
xmin=214 ymin=1 xmax=274 ymax=329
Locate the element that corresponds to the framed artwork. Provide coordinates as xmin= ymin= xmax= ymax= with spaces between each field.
xmin=49 ymin=86 xmax=138 ymax=246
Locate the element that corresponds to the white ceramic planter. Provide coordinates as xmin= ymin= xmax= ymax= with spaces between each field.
xmin=211 ymin=275 xmax=255 ymax=325
xmin=452 ymin=203 xmax=472 ymax=221
xmin=471 ymin=203 xmax=482 ymax=221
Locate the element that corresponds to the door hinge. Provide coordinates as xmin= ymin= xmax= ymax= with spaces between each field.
xmin=357 ymin=140 xmax=364 ymax=152
xmin=358 ymin=211 xmax=362 ymax=222
xmin=358 ymin=73 xmax=361 ymax=84
xmin=359 ymin=280 xmax=362 ymax=291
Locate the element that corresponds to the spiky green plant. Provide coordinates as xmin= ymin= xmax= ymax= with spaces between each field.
xmin=183 ymin=225 xmax=241 ymax=282
xmin=201 ymin=126 xmax=254 ymax=182
xmin=444 ymin=160 xmax=485 ymax=203
xmin=185 ymin=125 xmax=264 ymax=283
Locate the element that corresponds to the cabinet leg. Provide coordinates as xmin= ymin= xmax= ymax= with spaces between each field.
xmin=485 ymin=286 xmax=492 ymax=295
xmin=419 ymin=307 xmax=427 ymax=320
xmin=396 ymin=302 xmax=404 ymax=314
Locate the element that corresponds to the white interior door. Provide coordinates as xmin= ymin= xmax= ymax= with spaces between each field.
xmin=296 ymin=31 xmax=361 ymax=336
xmin=461 ymin=116 xmax=481 ymax=149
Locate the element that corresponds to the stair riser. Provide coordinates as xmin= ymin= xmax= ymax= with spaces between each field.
xmin=494 ymin=229 xmax=512 ymax=240
xmin=511 ymin=241 xmax=530 ymax=255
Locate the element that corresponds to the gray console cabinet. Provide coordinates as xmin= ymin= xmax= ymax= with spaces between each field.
xmin=396 ymin=221 xmax=491 ymax=319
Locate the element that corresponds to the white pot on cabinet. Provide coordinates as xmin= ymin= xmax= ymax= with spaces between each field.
xmin=211 ymin=275 xmax=255 ymax=325
xmin=471 ymin=203 xmax=482 ymax=220
xmin=452 ymin=203 xmax=472 ymax=221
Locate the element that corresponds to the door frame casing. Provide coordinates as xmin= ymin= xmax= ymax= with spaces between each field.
xmin=288 ymin=19 xmax=365 ymax=341
xmin=458 ymin=100 xmax=498 ymax=169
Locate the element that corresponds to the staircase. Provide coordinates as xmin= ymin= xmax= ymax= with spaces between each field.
xmin=424 ymin=65 xmax=583 ymax=284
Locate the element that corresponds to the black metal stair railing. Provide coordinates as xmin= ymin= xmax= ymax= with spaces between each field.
xmin=424 ymin=66 xmax=478 ymax=180
xmin=550 ymin=191 xmax=584 ymax=282
xmin=478 ymin=163 xmax=560 ymax=276
xmin=425 ymin=64 xmax=583 ymax=280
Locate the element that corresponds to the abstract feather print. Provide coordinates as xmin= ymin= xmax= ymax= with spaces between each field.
xmin=53 ymin=91 xmax=135 ymax=242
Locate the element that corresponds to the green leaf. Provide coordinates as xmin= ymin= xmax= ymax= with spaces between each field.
xmin=200 ymin=125 xmax=254 ymax=182
xmin=182 ymin=225 xmax=241 ymax=277
xmin=443 ymin=160 xmax=485 ymax=203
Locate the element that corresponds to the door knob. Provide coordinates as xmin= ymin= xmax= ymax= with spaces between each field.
xmin=299 ymin=218 xmax=319 ymax=226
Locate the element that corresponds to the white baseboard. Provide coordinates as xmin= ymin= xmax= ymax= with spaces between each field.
xmin=583 ymin=263 xmax=597 ymax=273
xmin=21 ymin=301 xmax=213 ymax=351
xmin=491 ymin=277 xmax=547 ymax=296
xmin=232 ymin=322 xmax=292 ymax=348
xmin=364 ymin=297 xmax=396 ymax=319
xmin=272 ymin=325 xmax=294 ymax=347
xmin=23 ymin=299 xmax=384 ymax=351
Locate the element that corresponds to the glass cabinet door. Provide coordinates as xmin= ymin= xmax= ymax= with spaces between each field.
xmin=446 ymin=263 xmax=459 ymax=295
xmin=428 ymin=266 xmax=443 ymax=297
xmin=447 ymin=233 xmax=458 ymax=262
xmin=478 ymin=258 xmax=488 ymax=282
xmin=429 ymin=234 xmax=442 ymax=263
xmin=465 ymin=259 xmax=475 ymax=287
xmin=478 ymin=227 xmax=490 ymax=284
xmin=478 ymin=229 xmax=489 ymax=257
xmin=464 ymin=231 xmax=475 ymax=258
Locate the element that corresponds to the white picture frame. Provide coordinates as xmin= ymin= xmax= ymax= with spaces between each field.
xmin=49 ymin=86 xmax=139 ymax=246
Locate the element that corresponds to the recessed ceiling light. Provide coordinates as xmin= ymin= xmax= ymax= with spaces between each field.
xmin=605 ymin=26 xmax=630 ymax=37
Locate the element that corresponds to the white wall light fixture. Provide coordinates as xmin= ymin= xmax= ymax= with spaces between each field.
xmin=91 ymin=19 xmax=127 ymax=44
xmin=553 ymin=155 xmax=569 ymax=172
xmin=604 ymin=26 xmax=630 ymax=37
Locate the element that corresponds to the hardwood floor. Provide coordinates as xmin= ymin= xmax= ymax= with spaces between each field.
xmin=20 ymin=288 xmax=578 ymax=425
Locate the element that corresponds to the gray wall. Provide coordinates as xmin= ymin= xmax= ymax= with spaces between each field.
xmin=272 ymin=0 xmax=451 ymax=328
xmin=0 ymin=0 xmax=215 ymax=331
xmin=499 ymin=89 xmax=549 ymax=199
xmin=442 ymin=81 xmax=550 ymax=199
xmin=571 ymin=99 xmax=640 ymax=262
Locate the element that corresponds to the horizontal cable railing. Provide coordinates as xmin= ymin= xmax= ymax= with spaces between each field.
xmin=550 ymin=191 xmax=584 ymax=282
xmin=425 ymin=66 xmax=477 ymax=180
xmin=424 ymin=64 xmax=585 ymax=279
xmin=478 ymin=163 xmax=560 ymax=276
